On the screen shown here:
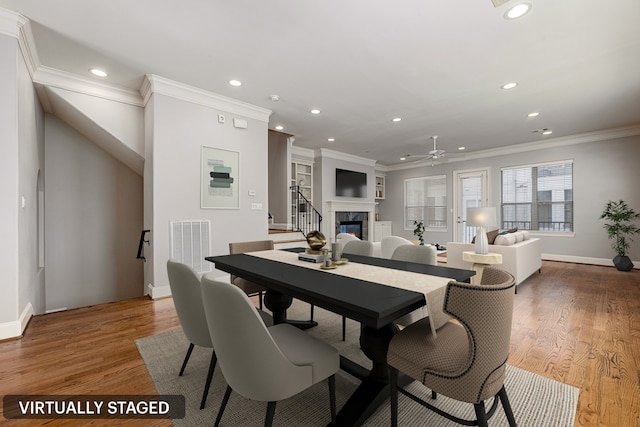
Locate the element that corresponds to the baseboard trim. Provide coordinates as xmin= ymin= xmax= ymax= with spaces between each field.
xmin=0 ymin=302 xmax=34 ymax=340
xmin=542 ymin=253 xmax=639 ymax=269
xmin=147 ymin=283 xmax=172 ymax=299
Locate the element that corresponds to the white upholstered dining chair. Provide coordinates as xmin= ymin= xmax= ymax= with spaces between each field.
xmin=166 ymin=259 xmax=217 ymax=410
xmin=380 ymin=235 xmax=414 ymax=259
xmin=390 ymin=243 xmax=437 ymax=265
xmin=200 ymin=274 xmax=339 ymax=427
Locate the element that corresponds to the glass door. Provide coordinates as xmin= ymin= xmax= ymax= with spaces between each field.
xmin=453 ymin=170 xmax=489 ymax=243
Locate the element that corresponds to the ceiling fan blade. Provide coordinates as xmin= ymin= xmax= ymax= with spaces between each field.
xmin=491 ymin=0 xmax=510 ymax=7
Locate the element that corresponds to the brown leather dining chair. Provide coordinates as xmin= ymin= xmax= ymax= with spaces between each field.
xmin=228 ymin=240 xmax=314 ymax=320
xmin=228 ymin=240 xmax=274 ymax=309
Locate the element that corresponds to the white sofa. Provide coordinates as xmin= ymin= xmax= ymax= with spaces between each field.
xmin=446 ymin=237 xmax=541 ymax=289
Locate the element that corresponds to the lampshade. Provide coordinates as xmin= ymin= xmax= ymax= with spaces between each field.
xmin=466 ymin=207 xmax=497 ymax=228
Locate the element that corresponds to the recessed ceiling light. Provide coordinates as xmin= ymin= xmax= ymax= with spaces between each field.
xmin=458 ymin=147 xmax=466 ymax=151
xmin=275 ymin=125 xmax=284 ymax=131
xmin=392 ymin=117 xmax=402 ymax=122
xmin=327 ymin=138 xmax=335 ymax=142
xmin=229 ymin=79 xmax=242 ymax=87
xmin=505 ymin=3 xmax=531 ymax=20
xmin=501 ymin=82 xmax=518 ymax=90
xmin=89 ymin=68 xmax=107 ymax=77
xmin=542 ymin=130 xmax=553 ymax=135
xmin=527 ymin=112 xmax=540 ymax=117
xmin=269 ymin=95 xmax=279 ymax=102
xmin=310 ymin=109 xmax=321 ymax=115
xmin=400 ymin=157 xmax=407 ymax=161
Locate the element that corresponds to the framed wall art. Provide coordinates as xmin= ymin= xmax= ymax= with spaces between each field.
xmin=201 ymin=146 xmax=240 ymax=209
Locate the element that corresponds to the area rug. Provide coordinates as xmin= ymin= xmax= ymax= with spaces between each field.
xmin=136 ymin=301 xmax=578 ymax=426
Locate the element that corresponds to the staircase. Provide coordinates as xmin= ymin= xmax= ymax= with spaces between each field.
xmin=269 ymin=229 xmax=308 ymax=250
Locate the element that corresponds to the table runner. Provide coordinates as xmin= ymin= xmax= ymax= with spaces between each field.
xmin=246 ymin=249 xmax=452 ymax=335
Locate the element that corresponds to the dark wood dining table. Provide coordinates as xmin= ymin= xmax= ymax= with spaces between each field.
xmin=206 ymin=248 xmax=474 ymax=427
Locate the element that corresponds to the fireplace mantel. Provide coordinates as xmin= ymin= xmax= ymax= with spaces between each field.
xmin=325 ymin=200 xmax=377 ymax=242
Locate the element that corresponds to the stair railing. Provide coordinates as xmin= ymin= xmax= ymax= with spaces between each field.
xmin=290 ymin=185 xmax=322 ymax=237
xmin=137 ymin=229 xmax=150 ymax=261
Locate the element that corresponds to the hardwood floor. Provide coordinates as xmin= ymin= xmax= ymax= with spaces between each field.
xmin=0 ymin=261 xmax=638 ymax=426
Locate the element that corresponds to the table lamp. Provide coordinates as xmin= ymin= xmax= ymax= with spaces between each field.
xmin=467 ymin=207 xmax=497 ymax=254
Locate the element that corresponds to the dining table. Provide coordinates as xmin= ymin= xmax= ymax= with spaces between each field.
xmin=206 ymin=248 xmax=474 ymax=427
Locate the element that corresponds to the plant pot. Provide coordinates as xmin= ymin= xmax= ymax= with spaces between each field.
xmin=613 ymin=255 xmax=634 ymax=271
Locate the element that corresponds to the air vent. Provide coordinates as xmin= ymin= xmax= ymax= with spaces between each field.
xmin=169 ymin=220 xmax=212 ymax=274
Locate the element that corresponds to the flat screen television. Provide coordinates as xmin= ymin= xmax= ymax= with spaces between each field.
xmin=336 ymin=168 xmax=367 ymax=198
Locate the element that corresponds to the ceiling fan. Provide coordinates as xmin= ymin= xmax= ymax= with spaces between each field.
xmin=405 ymin=136 xmax=447 ymax=165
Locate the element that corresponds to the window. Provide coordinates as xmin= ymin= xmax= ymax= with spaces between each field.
xmin=501 ymin=161 xmax=573 ymax=232
xmin=404 ymin=175 xmax=447 ymax=230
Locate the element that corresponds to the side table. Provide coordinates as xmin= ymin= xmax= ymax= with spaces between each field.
xmin=462 ymin=251 xmax=503 ymax=285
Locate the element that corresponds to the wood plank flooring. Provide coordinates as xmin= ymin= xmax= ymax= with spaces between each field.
xmin=0 ymin=261 xmax=638 ymax=426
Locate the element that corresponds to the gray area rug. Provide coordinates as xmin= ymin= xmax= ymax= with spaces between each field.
xmin=136 ymin=300 xmax=578 ymax=426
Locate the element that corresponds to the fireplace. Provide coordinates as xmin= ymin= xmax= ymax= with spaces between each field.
xmin=338 ymin=220 xmax=363 ymax=240
xmin=326 ymin=200 xmax=376 ymax=243
xmin=335 ymin=210 xmax=369 ymax=241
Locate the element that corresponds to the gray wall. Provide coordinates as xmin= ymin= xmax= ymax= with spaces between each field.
xmin=378 ymin=135 xmax=640 ymax=263
xmin=44 ymin=115 xmax=143 ymax=311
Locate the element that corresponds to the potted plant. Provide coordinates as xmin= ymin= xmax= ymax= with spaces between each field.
xmin=413 ymin=220 xmax=425 ymax=245
xmin=599 ymin=200 xmax=640 ymax=271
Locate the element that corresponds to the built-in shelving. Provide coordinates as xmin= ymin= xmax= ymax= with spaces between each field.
xmin=375 ymin=174 xmax=385 ymax=200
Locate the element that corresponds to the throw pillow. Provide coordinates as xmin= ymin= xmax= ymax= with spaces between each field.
xmin=494 ymin=233 xmax=516 ymax=246
xmin=471 ymin=229 xmax=499 ymax=244
xmin=487 ymin=229 xmax=500 ymax=244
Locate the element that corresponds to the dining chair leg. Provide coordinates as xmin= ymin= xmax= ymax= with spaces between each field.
xmin=474 ymin=402 xmax=489 ymax=427
xmin=328 ymin=375 xmax=336 ymax=426
xmin=498 ymin=386 xmax=517 ymax=426
xmin=310 ymin=304 xmax=315 ymax=322
xmin=264 ymin=401 xmax=277 ymax=427
xmin=342 ymin=316 xmax=346 ymax=341
xmin=259 ymin=291 xmax=264 ymax=309
xmin=390 ymin=366 xmax=399 ymax=427
xmin=214 ymin=385 xmax=232 ymax=427
xmin=199 ymin=351 xmax=218 ymax=409
xmin=179 ymin=343 xmax=195 ymax=376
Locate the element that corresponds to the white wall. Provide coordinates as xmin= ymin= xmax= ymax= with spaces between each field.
xmin=0 ymin=34 xmax=20 ymax=332
xmin=17 ymin=41 xmax=45 ymax=317
xmin=144 ymin=89 xmax=271 ymax=297
xmin=314 ymin=149 xmax=377 ymax=240
xmin=0 ymin=32 xmax=45 ymax=339
xmin=44 ymin=115 xmax=144 ymax=311
xmin=378 ymin=134 xmax=640 ymax=264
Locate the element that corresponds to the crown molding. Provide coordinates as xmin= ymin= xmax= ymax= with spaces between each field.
xmin=1 ymin=7 xmax=143 ymax=107
xmin=33 ymin=66 xmax=144 ymax=107
xmin=316 ymin=148 xmax=377 ymax=167
xmin=0 ymin=7 xmax=39 ymax=78
xmin=291 ymin=145 xmax=315 ymax=163
xmin=141 ymin=74 xmax=272 ymax=123
xmin=0 ymin=7 xmax=25 ymax=38
xmin=385 ymin=124 xmax=640 ymax=172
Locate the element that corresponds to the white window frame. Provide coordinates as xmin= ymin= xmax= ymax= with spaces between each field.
xmin=404 ymin=175 xmax=447 ymax=231
xmin=501 ymin=160 xmax=573 ymax=235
